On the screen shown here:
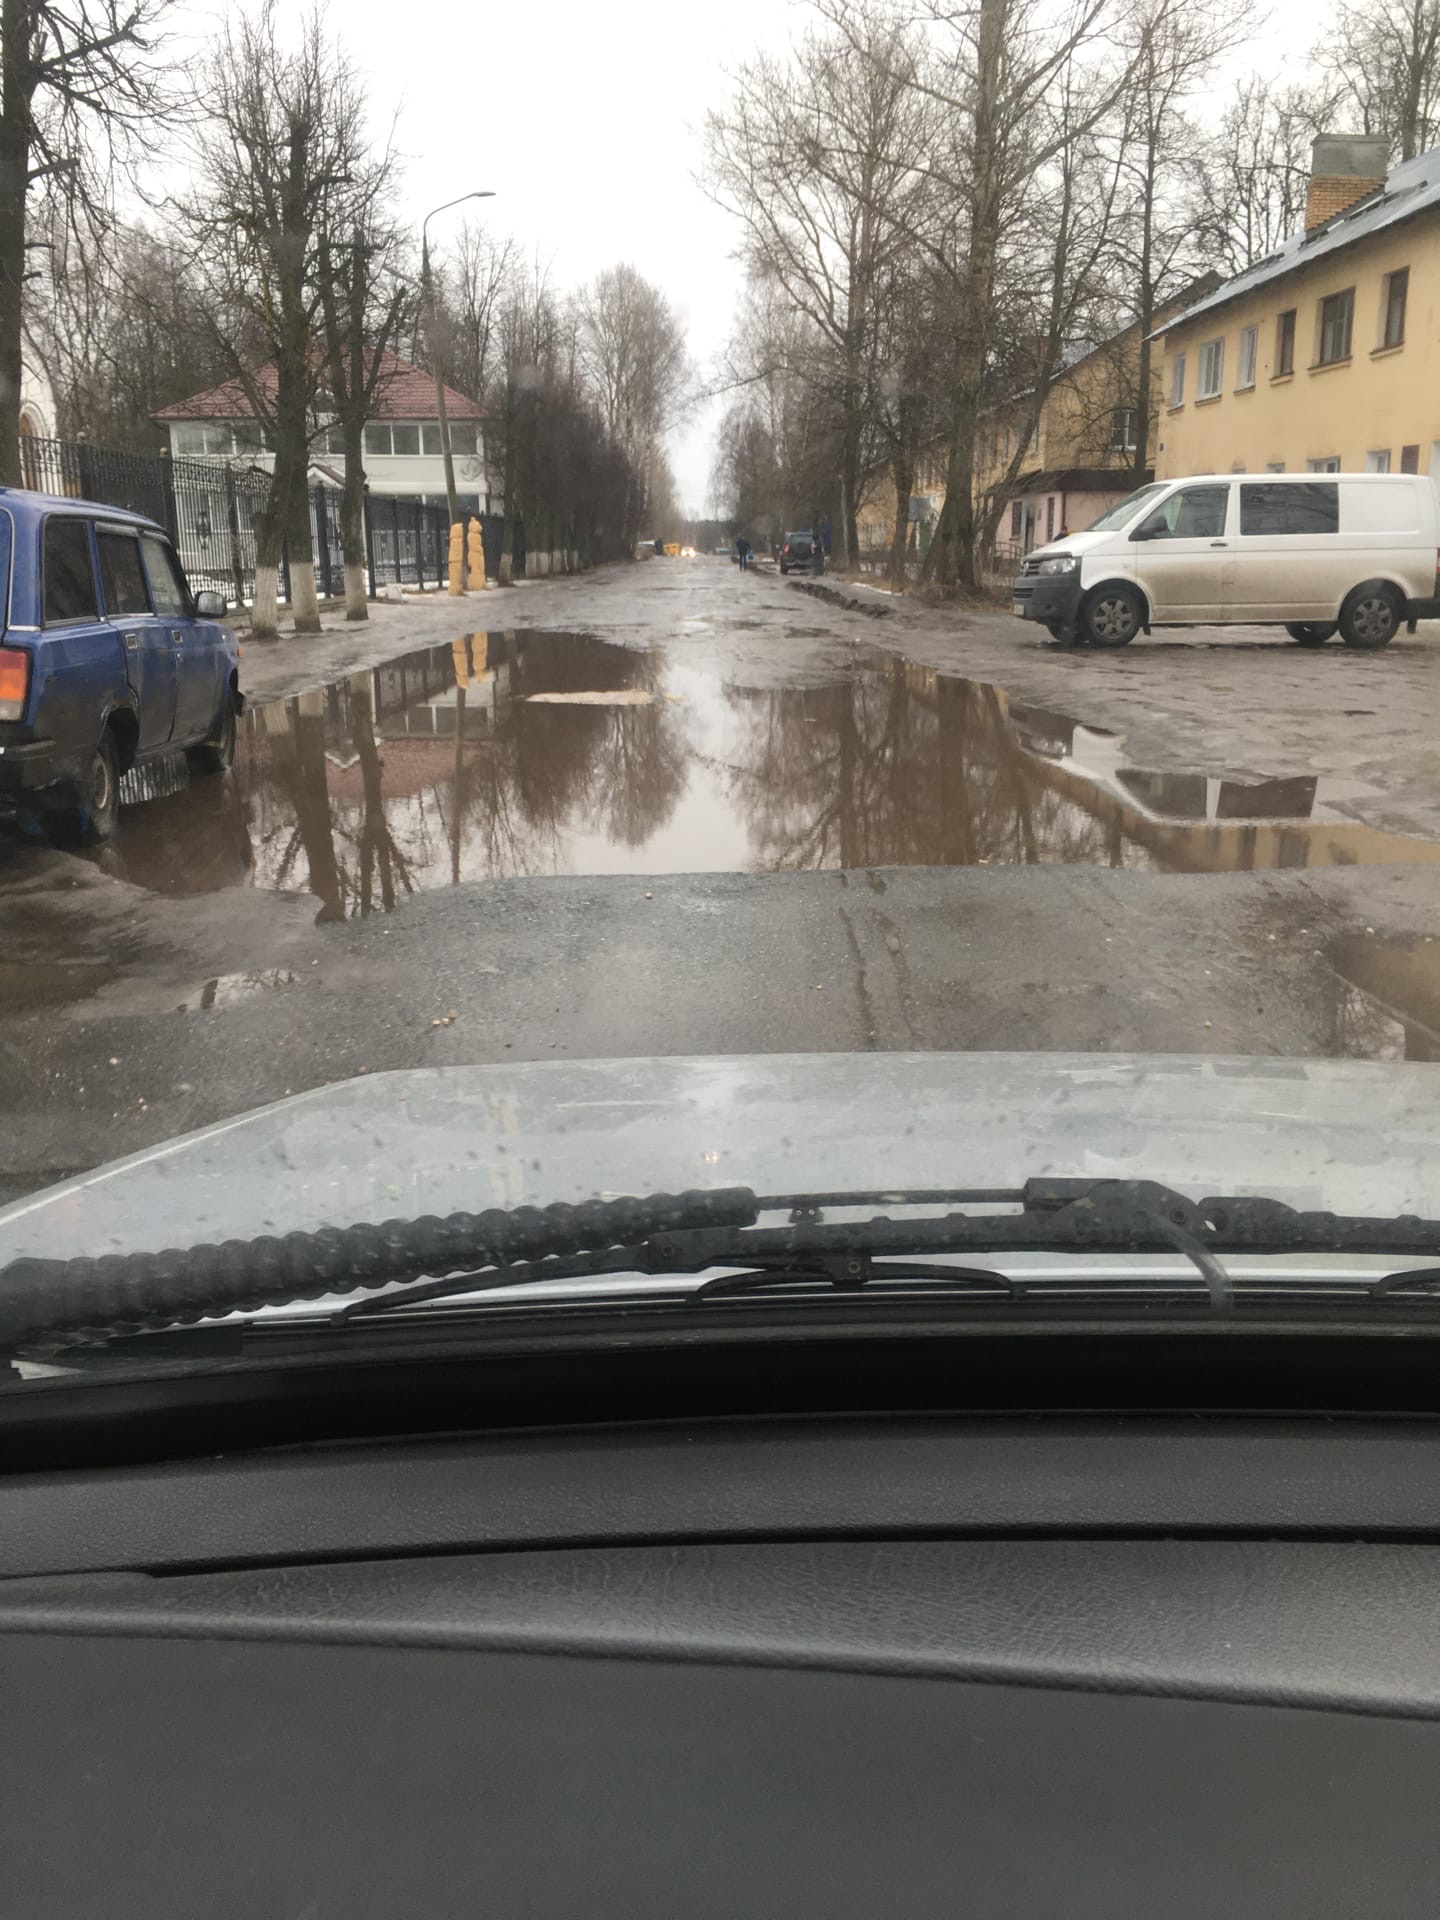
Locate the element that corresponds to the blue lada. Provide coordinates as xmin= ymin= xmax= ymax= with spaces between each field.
xmin=0 ymin=489 xmax=242 ymax=844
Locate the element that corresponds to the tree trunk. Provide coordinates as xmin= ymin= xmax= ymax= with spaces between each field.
xmin=251 ymin=447 xmax=290 ymax=640
xmin=1131 ymin=124 xmax=1159 ymax=485
xmin=286 ymin=471 xmax=321 ymax=633
xmin=497 ymin=431 xmax=517 ymax=585
xmin=888 ymin=453 xmax=913 ymax=591
xmin=339 ymin=425 xmax=368 ymax=621
xmin=0 ymin=0 xmax=33 ymax=487
xmin=840 ymin=418 xmax=862 ymax=571
xmin=932 ymin=0 xmax=1005 ymax=592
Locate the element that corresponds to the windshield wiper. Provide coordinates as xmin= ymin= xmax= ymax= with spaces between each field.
xmin=9 ymin=1177 xmax=1440 ymax=1351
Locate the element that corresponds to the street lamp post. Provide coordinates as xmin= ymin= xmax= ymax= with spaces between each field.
xmin=421 ymin=190 xmax=495 ymax=581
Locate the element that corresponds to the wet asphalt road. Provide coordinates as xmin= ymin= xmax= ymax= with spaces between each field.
xmin=3 ymin=555 xmax=1440 ymax=1202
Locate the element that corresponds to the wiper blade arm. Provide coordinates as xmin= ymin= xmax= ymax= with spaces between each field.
xmin=0 ymin=1188 xmax=759 ymax=1349
xmin=10 ymin=1177 xmax=1440 ymax=1349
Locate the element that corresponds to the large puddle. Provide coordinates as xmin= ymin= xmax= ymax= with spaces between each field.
xmin=7 ymin=628 xmax=1440 ymax=917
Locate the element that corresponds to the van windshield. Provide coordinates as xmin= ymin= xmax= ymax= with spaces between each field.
xmin=1085 ymin=484 xmax=1166 ymax=532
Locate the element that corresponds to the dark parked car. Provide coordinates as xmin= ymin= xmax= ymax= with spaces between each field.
xmin=779 ymin=528 xmax=821 ymax=574
xmin=0 ymin=489 xmax=242 ymax=844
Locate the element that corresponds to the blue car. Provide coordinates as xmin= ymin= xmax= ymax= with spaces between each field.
xmin=0 ymin=489 xmax=242 ymax=844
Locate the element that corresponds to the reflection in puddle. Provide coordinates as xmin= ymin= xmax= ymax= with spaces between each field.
xmin=25 ymin=628 xmax=1440 ymax=919
xmin=525 ymin=690 xmax=655 ymax=706
xmin=0 ymin=958 xmax=112 ymax=1011
xmin=176 ymin=969 xmax=298 ymax=1013
xmin=1327 ymin=935 xmax=1440 ymax=1062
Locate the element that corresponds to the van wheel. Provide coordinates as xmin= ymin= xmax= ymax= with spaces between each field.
xmin=1081 ymin=584 xmax=1143 ymax=646
xmin=1339 ymin=584 xmax=1402 ymax=649
xmin=186 ymin=689 xmax=239 ymax=775
xmin=1286 ymin=622 xmax=1336 ymax=646
xmin=47 ymin=732 xmax=120 ymax=846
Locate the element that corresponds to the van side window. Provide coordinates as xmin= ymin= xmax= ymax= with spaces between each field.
xmin=97 ymin=531 xmax=152 ymax=616
xmin=1139 ymin=484 xmax=1229 ymax=539
xmin=1239 ymin=483 xmax=1339 ymax=536
xmin=43 ymin=519 xmax=99 ymax=624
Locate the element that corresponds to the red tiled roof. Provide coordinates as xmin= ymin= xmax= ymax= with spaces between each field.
xmin=154 ymin=351 xmax=484 ymax=422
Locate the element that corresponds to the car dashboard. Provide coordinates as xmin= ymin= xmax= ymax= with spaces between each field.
xmin=4 ymin=1325 xmax=1440 ymax=1915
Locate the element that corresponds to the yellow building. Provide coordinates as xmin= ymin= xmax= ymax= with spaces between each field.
xmin=1154 ymin=136 xmax=1440 ymax=482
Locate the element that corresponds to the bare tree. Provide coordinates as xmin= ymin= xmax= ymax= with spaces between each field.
xmin=705 ymin=19 xmax=931 ymax=566
xmin=431 ymin=220 xmax=520 ymax=404
xmin=0 ymin=0 xmax=175 ymax=480
xmin=1103 ymin=0 xmax=1258 ymax=483
xmin=178 ymin=0 xmax=367 ymax=636
xmin=1194 ymin=77 xmax=1334 ymax=274
xmin=575 ymin=262 xmax=689 ymax=545
xmin=1315 ymin=0 xmax=1440 ymax=162
xmin=25 ymin=215 xmax=247 ymax=443
xmin=710 ymin=283 xmax=844 ymax=546
xmin=807 ymin=0 xmax=1141 ymax=589
xmin=317 ymin=137 xmax=413 ymax=620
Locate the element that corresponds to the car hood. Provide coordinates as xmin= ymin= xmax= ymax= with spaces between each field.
xmin=1024 ymin=529 xmax=1117 ymax=563
xmin=1 ymin=1052 xmax=1438 ymax=1266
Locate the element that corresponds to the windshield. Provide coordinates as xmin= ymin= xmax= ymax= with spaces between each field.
xmin=1084 ymin=485 xmax=1167 ymax=532
xmin=2 ymin=0 xmax=1438 ymax=1366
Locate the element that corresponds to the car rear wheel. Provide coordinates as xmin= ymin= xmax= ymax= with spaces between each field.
xmin=186 ymin=688 xmax=239 ymax=775
xmin=1080 ymin=584 xmax=1143 ymax=647
xmin=47 ymin=731 xmax=120 ymax=846
xmin=1338 ymin=583 xmax=1403 ymax=649
xmin=1285 ymin=622 xmax=1337 ymax=646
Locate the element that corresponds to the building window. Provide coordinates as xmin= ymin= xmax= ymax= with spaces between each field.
xmin=1108 ymin=406 xmax=1137 ymax=452
xmin=1306 ymin=455 xmax=1341 ymax=473
xmin=364 ymin=424 xmax=393 ymax=456
xmin=173 ymin=421 xmax=262 ymax=457
xmin=449 ymin=423 xmax=478 ymax=456
xmin=1236 ymin=325 xmax=1258 ymax=389
xmin=1365 ymin=449 xmax=1392 ymax=473
xmin=1382 ymin=267 xmax=1408 ymax=348
xmin=391 ymin=423 xmax=421 ymax=456
xmin=1317 ymin=289 xmax=1354 ymax=365
xmin=1170 ymin=354 xmax=1186 ymax=405
xmin=1264 ymin=462 xmax=1286 ymax=473
xmin=1275 ymin=309 xmax=1296 ymax=377
xmin=1401 ymin=444 xmax=1420 ymax=473
xmin=322 ymin=425 xmax=348 ymax=455
xmin=1240 ymin=482 xmax=1339 ymax=536
xmin=1197 ymin=339 xmax=1224 ymax=399
xmin=1009 ymin=500 xmax=1022 ymax=538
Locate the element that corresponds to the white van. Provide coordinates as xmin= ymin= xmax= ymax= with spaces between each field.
xmin=1011 ymin=472 xmax=1440 ymax=649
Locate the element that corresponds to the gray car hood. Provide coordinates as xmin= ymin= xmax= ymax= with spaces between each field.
xmin=1 ymin=1051 xmax=1437 ymax=1267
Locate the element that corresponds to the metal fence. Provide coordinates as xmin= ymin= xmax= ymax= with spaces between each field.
xmin=14 ymin=433 xmax=477 ymax=604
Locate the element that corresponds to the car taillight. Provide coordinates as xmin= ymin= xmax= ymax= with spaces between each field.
xmin=0 ymin=647 xmax=30 ymax=722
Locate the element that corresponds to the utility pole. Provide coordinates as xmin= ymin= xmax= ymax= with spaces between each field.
xmin=421 ymin=190 xmax=495 ymax=582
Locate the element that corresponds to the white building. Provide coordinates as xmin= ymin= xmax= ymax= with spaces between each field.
xmin=154 ymin=351 xmax=497 ymax=513
xmin=19 ymin=348 xmax=56 ymax=440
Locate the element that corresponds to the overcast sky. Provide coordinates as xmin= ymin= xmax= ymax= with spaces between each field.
xmin=340 ymin=0 xmax=805 ymax=514
xmin=177 ymin=0 xmax=1325 ymax=514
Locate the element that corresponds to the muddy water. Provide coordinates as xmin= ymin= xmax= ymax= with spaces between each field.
xmin=10 ymin=628 xmax=1440 ymax=919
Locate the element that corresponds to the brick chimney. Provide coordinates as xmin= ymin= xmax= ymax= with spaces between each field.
xmin=1306 ymin=134 xmax=1389 ymax=231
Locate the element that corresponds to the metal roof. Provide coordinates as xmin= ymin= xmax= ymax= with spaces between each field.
xmin=1150 ymin=147 xmax=1440 ymax=340
xmin=154 ymin=351 xmax=485 ymax=422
